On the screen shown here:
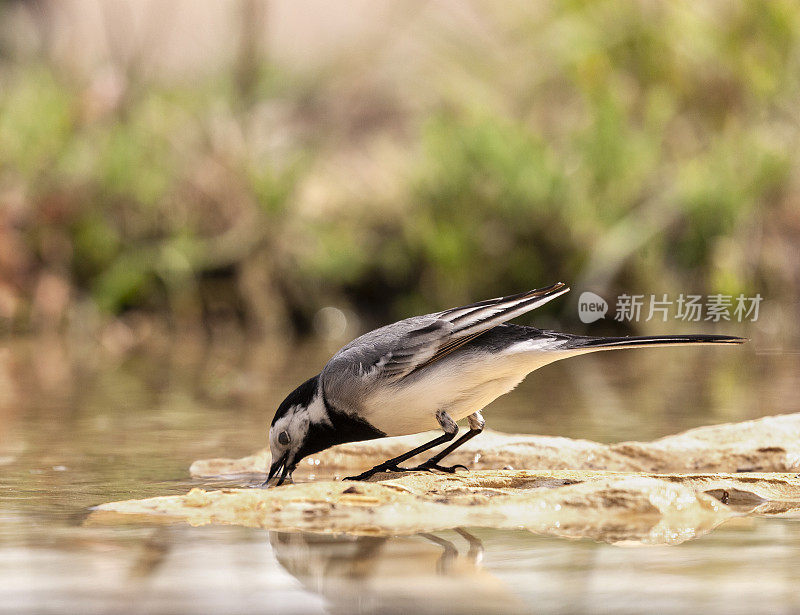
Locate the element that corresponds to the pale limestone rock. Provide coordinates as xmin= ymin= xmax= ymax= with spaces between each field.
xmin=92 ymin=414 xmax=800 ymax=545
xmin=90 ymin=470 xmax=800 ymax=545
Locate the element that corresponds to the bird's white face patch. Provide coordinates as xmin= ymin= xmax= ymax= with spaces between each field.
xmin=270 ymin=406 xmax=305 ymax=456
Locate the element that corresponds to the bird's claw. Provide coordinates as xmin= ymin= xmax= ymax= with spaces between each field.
xmin=410 ymin=462 xmax=469 ymax=473
xmin=344 ymin=462 xmax=469 ymax=481
xmin=343 ymin=461 xmax=470 ymax=481
xmin=344 ymin=464 xmax=405 ymax=481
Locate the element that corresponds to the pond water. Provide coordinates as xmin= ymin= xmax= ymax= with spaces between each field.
xmin=1 ymin=334 xmax=799 ymax=614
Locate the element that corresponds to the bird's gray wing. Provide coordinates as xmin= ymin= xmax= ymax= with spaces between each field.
xmin=321 ymin=283 xmax=569 ymax=405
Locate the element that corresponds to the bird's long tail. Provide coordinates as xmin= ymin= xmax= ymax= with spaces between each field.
xmin=556 ymin=333 xmax=747 ymax=352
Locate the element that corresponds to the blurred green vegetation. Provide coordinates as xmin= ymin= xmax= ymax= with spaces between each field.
xmin=0 ymin=1 xmax=798 ymax=340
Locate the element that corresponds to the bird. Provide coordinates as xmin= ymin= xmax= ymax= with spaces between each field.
xmin=264 ymin=282 xmax=746 ymax=486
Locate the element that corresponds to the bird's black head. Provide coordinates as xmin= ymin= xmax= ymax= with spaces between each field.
xmin=264 ymin=374 xmax=386 ymax=487
xmin=265 ymin=374 xmax=338 ymax=486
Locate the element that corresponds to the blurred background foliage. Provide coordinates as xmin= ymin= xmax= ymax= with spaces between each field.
xmin=0 ymin=0 xmax=798 ymax=345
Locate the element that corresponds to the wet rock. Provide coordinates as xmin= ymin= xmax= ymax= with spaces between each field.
xmin=609 ymin=413 xmax=800 ymax=473
xmin=189 ymin=413 xmax=800 ymax=479
xmin=92 ymin=414 xmax=800 ymax=545
xmin=89 ymin=470 xmax=800 ymax=545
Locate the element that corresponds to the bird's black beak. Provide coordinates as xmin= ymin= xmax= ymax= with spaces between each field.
xmin=261 ymin=451 xmax=292 ymax=488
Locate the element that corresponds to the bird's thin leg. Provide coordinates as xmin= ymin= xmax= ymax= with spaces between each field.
xmin=418 ymin=533 xmax=458 ymax=575
xmin=454 ymin=528 xmax=484 ymax=565
xmin=344 ymin=410 xmax=458 ymax=481
xmin=408 ymin=411 xmax=485 ymax=473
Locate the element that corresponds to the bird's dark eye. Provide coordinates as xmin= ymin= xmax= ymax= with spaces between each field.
xmin=278 ymin=431 xmax=290 ymax=446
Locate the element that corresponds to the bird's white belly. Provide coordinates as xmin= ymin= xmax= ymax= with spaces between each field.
xmin=361 ymin=350 xmax=556 ymax=436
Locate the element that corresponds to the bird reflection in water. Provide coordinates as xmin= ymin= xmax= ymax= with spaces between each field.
xmin=268 ymin=528 xmax=523 ymax=614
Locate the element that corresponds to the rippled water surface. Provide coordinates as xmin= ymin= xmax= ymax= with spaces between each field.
xmin=1 ymin=335 xmax=799 ymax=614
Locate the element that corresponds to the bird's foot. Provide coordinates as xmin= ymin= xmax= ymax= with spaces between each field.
xmin=408 ymin=461 xmax=469 ymax=474
xmin=344 ymin=463 xmax=407 ymax=481
xmin=344 ymin=461 xmax=469 ymax=481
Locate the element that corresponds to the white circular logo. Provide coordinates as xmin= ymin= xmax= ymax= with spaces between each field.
xmin=578 ymin=291 xmax=608 ymax=323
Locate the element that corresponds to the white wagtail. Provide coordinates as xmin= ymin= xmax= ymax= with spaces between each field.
xmin=264 ymin=282 xmax=745 ymax=486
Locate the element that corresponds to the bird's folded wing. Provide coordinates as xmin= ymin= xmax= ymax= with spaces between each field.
xmin=322 ymin=282 xmax=570 ymax=402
